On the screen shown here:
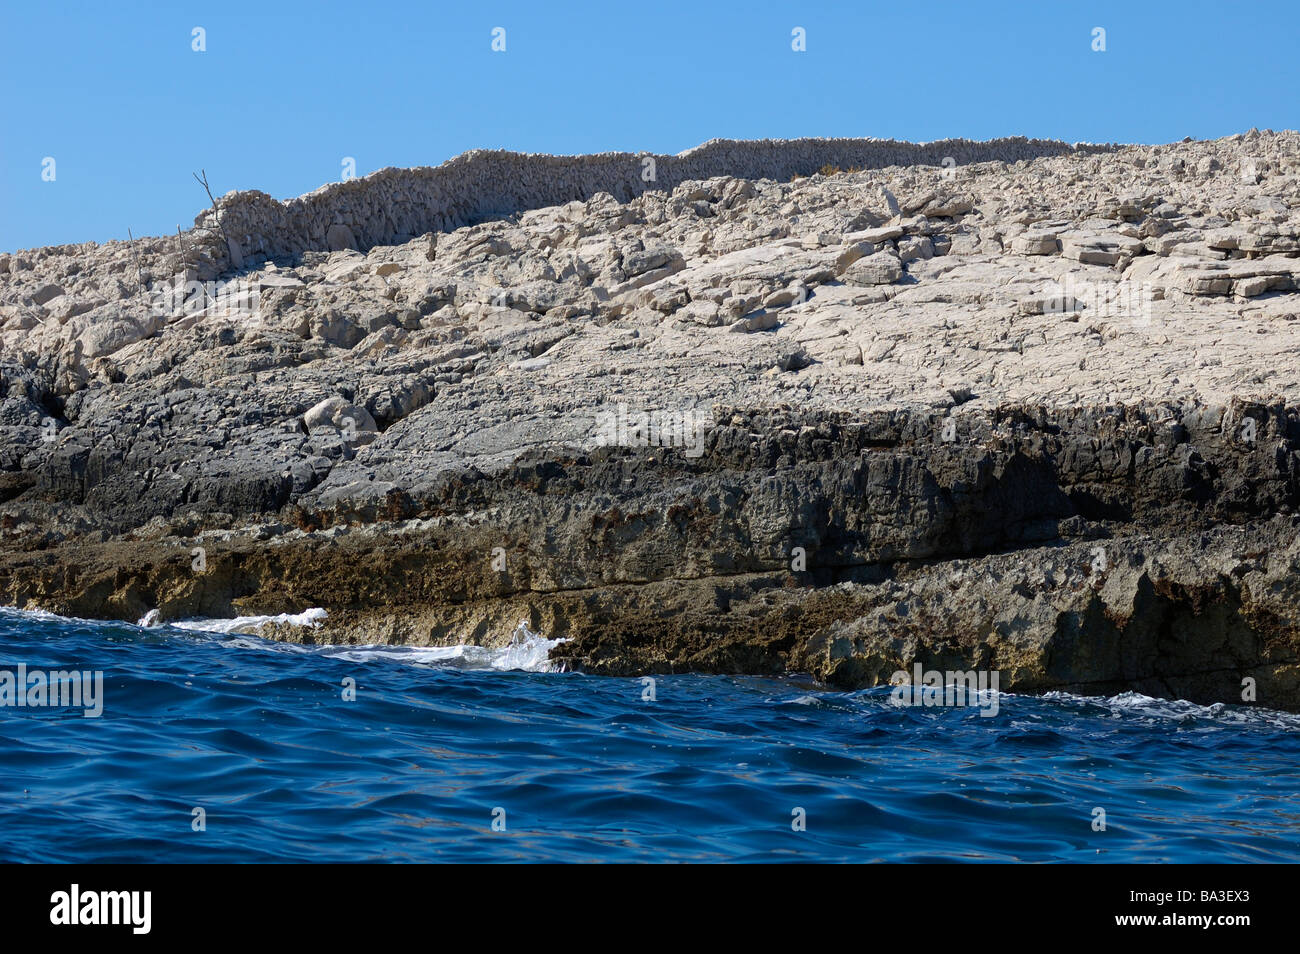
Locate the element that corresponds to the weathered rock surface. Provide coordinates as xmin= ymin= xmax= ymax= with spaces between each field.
xmin=3 ymin=130 xmax=1300 ymax=709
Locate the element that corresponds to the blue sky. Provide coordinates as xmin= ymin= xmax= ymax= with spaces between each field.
xmin=2 ymin=0 xmax=1297 ymax=250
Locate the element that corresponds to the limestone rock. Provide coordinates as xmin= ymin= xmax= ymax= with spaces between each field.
xmin=326 ymin=224 xmax=357 ymax=252
xmin=303 ymin=397 xmax=379 ymax=437
xmin=842 ymin=251 xmax=903 ymax=285
xmin=1059 ymin=231 xmax=1145 ymax=266
xmin=4 ymin=129 xmax=1300 ymax=708
xmin=1012 ymin=231 xmax=1060 ymax=255
xmin=31 ymin=284 xmax=65 ymax=306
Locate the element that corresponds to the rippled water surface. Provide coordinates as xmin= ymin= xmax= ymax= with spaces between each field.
xmin=2 ymin=608 xmax=1298 ymax=862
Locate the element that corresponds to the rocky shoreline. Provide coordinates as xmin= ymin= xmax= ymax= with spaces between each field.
xmin=3 ymin=131 xmax=1299 ymax=708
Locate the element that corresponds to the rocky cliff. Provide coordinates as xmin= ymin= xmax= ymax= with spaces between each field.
xmin=2 ymin=130 xmax=1299 ymax=709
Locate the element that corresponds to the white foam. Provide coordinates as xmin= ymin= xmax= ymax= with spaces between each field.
xmin=0 ymin=606 xmax=70 ymax=622
xmin=6 ymin=606 xmax=564 ymax=674
xmin=184 ymin=617 xmax=566 ymax=673
xmin=158 ymin=607 xmax=328 ymax=634
xmin=319 ymin=633 xmax=568 ymax=673
xmin=1041 ymin=689 xmax=1300 ymax=729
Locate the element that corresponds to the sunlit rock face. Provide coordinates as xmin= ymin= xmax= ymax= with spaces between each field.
xmin=3 ymin=130 xmax=1300 ymax=709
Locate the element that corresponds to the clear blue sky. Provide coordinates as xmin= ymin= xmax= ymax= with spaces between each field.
xmin=2 ymin=0 xmax=1297 ymax=251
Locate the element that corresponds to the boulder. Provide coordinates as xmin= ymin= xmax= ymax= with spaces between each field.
xmin=842 ymin=251 xmax=903 ymax=286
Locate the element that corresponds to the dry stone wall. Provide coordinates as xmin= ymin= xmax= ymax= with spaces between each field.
xmin=194 ymin=136 xmax=1120 ymax=270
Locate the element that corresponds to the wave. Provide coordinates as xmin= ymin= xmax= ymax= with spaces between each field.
xmin=308 ymin=627 xmax=569 ymax=673
xmin=1040 ymin=689 xmax=1300 ymax=730
xmin=4 ymin=606 xmax=565 ymax=674
xmin=143 ymin=607 xmax=328 ymax=633
xmin=163 ymin=613 xmax=566 ymax=674
xmin=212 ymin=620 xmax=567 ymax=674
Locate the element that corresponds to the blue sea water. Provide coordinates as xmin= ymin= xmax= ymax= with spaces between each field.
xmin=1 ymin=607 xmax=1298 ymax=863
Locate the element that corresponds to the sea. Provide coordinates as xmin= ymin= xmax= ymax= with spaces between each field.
xmin=1 ymin=606 xmax=1297 ymax=863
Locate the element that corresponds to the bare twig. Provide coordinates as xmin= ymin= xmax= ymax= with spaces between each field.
xmin=126 ymin=228 xmax=147 ymax=295
xmin=193 ymin=169 xmax=239 ymax=266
